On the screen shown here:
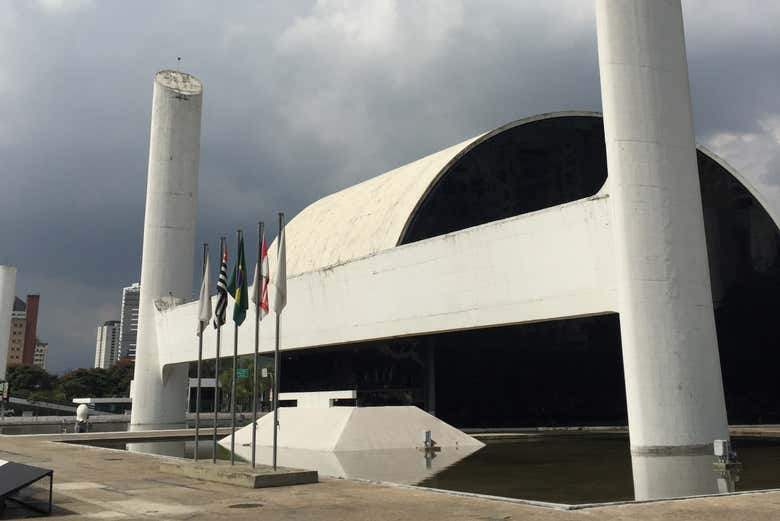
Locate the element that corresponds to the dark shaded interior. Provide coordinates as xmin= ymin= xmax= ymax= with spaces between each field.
xmin=279 ymin=339 xmax=429 ymax=407
xmin=282 ymin=114 xmax=780 ymax=427
xmin=698 ymin=153 xmax=780 ymax=423
xmin=281 ymin=315 xmax=627 ymax=428
xmin=401 ymin=116 xmax=608 ymax=243
xmin=434 ymin=315 xmax=626 ymax=427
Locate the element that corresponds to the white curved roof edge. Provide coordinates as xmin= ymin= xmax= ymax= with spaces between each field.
xmin=267 ymin=134 xmax=485 ymax=278
xmin=266 ymin=111 xmax=778 ymax=279
xmin=396 ymin=111 xmax=605 ymax=243
xmin=695 ymin=144 xmax=780 ymax=228
xmin=268 ymin=111 xmax=602 ymax=278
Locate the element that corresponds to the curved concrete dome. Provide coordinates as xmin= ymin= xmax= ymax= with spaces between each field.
xmin=273 ymin=111 xmax=597 ymax=276
xmin=271 ymin=111 xmax=775 ymax=278
xmin=272 ymin=133 xmax=486 ymax=277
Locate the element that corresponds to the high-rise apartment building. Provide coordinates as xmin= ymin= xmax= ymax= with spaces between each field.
xmin=6 ymin=295 xmax=40 ymax=368
xmin=7 ymin=297 xmax=26 ymax=366
xmin=94 ymin=320 xmax=121 ymax=369
xmin=33 ymin=340 xmax=48 ymax=370
xmin=118 ymin=283 xmax=140 ymax=360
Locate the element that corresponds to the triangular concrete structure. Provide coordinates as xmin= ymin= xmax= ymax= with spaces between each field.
xmin=228 ymin=444 xmax=483 ymax=483
xmin=221 ymin=406 xmax=483 ymax=452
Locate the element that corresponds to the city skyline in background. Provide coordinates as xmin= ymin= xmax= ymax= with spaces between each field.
xmin=94 ymin=282 xmax=139 ymax=368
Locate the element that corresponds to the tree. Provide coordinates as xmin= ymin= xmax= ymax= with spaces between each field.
xmin=106 ymin=360 xmax=134 ymax=397
xmin=7 ymin=365 xmax=55 ymax=392
xmin=57 ymin=368 xmax=112 ymax=401
xmin=4 ymin=361 xmax=135 ymax=403
xmin=56 ymin=362 xmax=135 ymax=401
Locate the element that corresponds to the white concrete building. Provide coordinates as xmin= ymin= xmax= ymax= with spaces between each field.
xmin=0 ymin=265 xmax=16 ymax=380
xmin=95 ymin=320 xmax=121 ymax=369
xmin=131 ymin=1 xmax=780 ymax=458
xmin=118 ymin=283 xmax=140 ymax=360
xmin=154 ymin=110 xmax=777 ymax=437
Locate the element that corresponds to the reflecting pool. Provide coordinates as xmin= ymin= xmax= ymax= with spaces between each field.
xmin=0 ymin=422 xmax=130 ymax=435
xmin=67 ymin=433 xmax=780 ymax=505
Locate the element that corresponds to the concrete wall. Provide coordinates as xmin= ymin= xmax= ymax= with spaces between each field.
xmin=157 ymin=193 xmax=617 ymax=369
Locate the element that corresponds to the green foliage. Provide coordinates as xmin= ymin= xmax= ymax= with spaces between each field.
xmin=7 ymin=365 xmax=55 ymax=392
xmin=107 ymin=359 xmax=134 ymax=396
xmin=29 ymin=389 xmax=65 ymax=403
xmin=57 ymin=362 xmax=135 ymax=401
xmin=5 ymin=361 xmax=135 ymax=402
xmin=57 ymin=369 xmax=110 ymax=401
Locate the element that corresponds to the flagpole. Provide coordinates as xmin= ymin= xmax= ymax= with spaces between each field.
xmin=213 ymin=236 xmax=225 ymax=464
xmin=230 ymin=229 xmax=241 ymax=466
xmin=213 ymin=327 xmax=221 ymax=462
xmin=195 ymin=242 xmax=207 ymax=461
xmin=272 ymin=212 xmax=284 ymax=471
xmin=252 ymin=221 xmax=263 ymax=468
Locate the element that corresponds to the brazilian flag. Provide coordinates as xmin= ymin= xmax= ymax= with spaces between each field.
xmin=227 ymin=235 xmax=248 ymax=326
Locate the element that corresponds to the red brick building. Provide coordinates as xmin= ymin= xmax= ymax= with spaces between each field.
xmin=21 ymin=294 xmax=39 ymax=366
xmin=6 ymin=295 xmax=40 ymax=368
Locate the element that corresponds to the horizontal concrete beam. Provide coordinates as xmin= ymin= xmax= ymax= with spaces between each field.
xmin=157 ymin=195 xmax=617 ymax=369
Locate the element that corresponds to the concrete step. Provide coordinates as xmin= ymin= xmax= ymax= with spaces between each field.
xmin=160 ymin=460 xmax=318 ymax=489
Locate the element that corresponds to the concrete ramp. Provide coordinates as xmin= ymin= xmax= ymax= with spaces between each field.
xmin=221 ymin=406 xmax=483 ymax=451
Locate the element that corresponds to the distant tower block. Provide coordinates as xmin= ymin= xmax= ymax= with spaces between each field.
xmin=130 ymin=70 xmax=203 ymax=428
xmin=0 ymin=265 xmax=17 ymax=380
xmin=596 ymin=0 xmax=729 ymax=451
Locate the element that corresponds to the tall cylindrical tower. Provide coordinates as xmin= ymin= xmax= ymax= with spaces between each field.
xmin=130 ymin=70 xmax=203 ymax=428
xmin=0 ymin=265 xmax=17 ymax=381
xmin=596 ymin=0 xmax=729 ymax=452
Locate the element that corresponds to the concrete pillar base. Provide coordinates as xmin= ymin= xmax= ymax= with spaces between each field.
xmin=631 ymin=443 xmax=713 ymax=456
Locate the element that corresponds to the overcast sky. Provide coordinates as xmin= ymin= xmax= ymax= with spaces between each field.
xmin=1 ymin=0 xmax=778 ymax=373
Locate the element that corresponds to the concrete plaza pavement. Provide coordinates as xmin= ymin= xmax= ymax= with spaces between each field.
xmin=2 ymin=432 xmax=780 ymax=520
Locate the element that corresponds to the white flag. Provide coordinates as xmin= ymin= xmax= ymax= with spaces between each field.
xmin=272 ymin=226 xmax=287 ymax=313
xmin=196 ymin=254 xmax=212 ymax=335
xmin=251 ymin=262 xmax=258 ymax=305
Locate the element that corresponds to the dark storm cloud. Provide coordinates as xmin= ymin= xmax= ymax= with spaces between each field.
xmin=1 ymin=0 xmax=778 ymax=372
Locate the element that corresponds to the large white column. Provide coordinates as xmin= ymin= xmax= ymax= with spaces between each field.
xmin=0 ymin=265 xmax=16 ymax=381
xmin=596 ymin=0 xmax=729 ymax=452
xmin=130 ymin=70 xmax=202 ymax=428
